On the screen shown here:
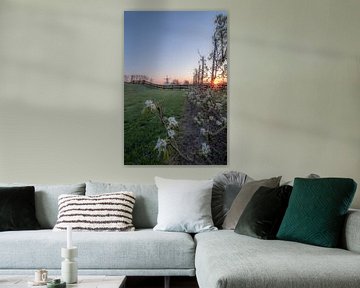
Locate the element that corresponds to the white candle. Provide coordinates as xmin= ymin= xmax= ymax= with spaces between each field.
xmin=67 ymin=225 xmax=72 ymax=249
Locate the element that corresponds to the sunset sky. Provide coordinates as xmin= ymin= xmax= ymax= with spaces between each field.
xmin=124 ymin=11 xmax=227 ymax=84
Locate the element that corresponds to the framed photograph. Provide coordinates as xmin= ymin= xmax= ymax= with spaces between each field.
xmin=124 ymin=11 xmax=227 ymax=165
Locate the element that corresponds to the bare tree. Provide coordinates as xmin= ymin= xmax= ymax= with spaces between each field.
xmin=197 ymin=51 xmax=207 ymax=85
xmin=209 ymin=14 xmax=227 ymax=86
xmin=193 ymin=68 xmax=198 ymax=85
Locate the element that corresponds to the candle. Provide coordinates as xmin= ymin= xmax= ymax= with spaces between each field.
xmin=67 ymin=225 xmax=72 ymax=249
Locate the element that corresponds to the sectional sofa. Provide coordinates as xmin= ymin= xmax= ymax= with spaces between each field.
xmin=0 ymin=180 xmax=360 ymax=288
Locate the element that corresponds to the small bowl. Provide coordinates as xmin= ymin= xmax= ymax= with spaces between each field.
xmin=47 ymin=279 xmax=66 ymax=288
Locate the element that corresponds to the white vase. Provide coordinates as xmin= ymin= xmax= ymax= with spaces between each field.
xmin=61 ymin=247 xmax=78 ymax=284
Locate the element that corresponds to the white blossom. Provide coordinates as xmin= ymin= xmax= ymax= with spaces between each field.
xmin=155 ymin=138 xmax=167 ymax=154
xmin=201 ymin=143 xmax=211 ymax=157
xmin=200 ymin=128 xmax=207 ymax=136
xmin=209 ymin=116 xmax=215 ymax=121
xmin=167 ymin=117 xmax=178 ymax=128
xmin=144 ymin=100 xmax=156 ymax=111
xmin=167 ymin=129 xmax=176 ymax=139
xmin=216 ymin=120 xmax=222 ymax=126
xmin=145 ymin=100 xmax=153 ymax=107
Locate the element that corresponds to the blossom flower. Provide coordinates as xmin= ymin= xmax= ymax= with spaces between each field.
xmin=155 ymin=138 xmax=167 ymax=154
xmin=209 ymin=116 xmax=215 ymax=121
xmin=167 ymin=129 xmax=176 ymax=139
xmin=201 ymin=143 xmax=211 ymax=157
xmin=200 ymin=128 xmax=207 ymax=136
xmin=216 ymin=120 xmax=222 ymax=126
xmin=144 ymin=100 xmax=156 ymax=111
xmin=167 ymin=117 xmax=178 ymax=128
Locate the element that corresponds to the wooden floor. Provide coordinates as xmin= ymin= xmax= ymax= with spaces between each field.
xmin=126 ymin=276 xmax=199 ymax=288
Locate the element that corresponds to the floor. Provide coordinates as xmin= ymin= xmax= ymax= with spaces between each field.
xmin=126 ymin=276 xmax=199 ymax=288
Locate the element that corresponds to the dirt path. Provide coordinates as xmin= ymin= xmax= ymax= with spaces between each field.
xmin=169 ymin=92 xmax=227 ymax=165
xmin=173 ymin=99 xmax=203 ymax=164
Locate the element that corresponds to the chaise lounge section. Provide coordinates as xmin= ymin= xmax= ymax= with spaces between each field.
xmin=195 ymin=214 xmax=360 ymax=288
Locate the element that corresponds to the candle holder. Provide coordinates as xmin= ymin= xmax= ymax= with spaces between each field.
xmin=61 ymin=247 xmax=78 ymax=284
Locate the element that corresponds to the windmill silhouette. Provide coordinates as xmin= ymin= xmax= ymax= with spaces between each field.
xmin=164 ymin=75 xmax=171 ymax=85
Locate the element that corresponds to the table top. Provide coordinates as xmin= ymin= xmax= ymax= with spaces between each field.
xmin=0 ymin=275 xmax=126 ymax=288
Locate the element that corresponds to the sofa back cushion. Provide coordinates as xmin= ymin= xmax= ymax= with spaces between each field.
xmin=0 ymin=183 xmax=86 ymax=229
xmin=86 ymin=181 xmax=158 ymax=229
xmin=342 ymin=209 xmax=360 ymax=253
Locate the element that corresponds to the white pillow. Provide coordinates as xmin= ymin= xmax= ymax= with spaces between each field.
xmin=53 ymin=192 xmax=135 ymax=232
xmin=153 ymin=177 xmax=217 ymax=233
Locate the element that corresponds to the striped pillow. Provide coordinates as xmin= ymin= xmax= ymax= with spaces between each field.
xmin=53 ymin=192 xmax=136 ymax=231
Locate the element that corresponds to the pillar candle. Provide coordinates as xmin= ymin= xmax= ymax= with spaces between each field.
xmin=67 ymin=225 xmax=72 ymax=249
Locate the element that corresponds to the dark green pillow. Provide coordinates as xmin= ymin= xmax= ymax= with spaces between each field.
xmin=234 ymin=185 xmax=292 ymax=239
xmin=277 ymin=178 xmax=357 ymax=247
xmin=0 ymin=186 xmax=41 ymax=231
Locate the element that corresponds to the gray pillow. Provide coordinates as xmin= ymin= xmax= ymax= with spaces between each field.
xmin=283 ymin=173 xmax=320 ymax=186
xmin=86 ymin=181 xmax=158 ymax=229
xmin=153 ymin=177 xmax=217 ymax=233
xmin=0 ymin=183 xmax=85 ymax=228
xmin=212 ymin=171 xmax=250 ymax=228
xmin=222 ymin=176 xmax=281 ymax=230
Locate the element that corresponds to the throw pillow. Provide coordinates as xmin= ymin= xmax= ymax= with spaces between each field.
xmin=282 ymin=173 xmax=320 ymax=186
xmin=222 ymin=176 xmax=281 ymax=230
xmin=0 ymin=186 xmax=41 ymax=231
xmin=0 ymin=183 xmax=86 ymax=228
xmin=153 ymin=177 xmax=217 ymax=233
xmin=53 ymin=192 xmax=136 ymax=231
xmin=277 ymin=178 xmax=357 ymax=248
xmin=212 ymin=171 xmax=250 ymax=228
xmin=234 ymin=185 xmax=293 ymax=239
xmin=86 ymin=181 xmax=158 ymax=229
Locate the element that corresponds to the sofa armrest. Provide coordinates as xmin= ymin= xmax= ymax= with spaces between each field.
xmin=342 ymin=209 xmax=360 ymax=253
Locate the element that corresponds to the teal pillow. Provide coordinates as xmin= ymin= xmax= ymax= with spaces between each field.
xmin=277 ymin=178 xmax=357 ymax=247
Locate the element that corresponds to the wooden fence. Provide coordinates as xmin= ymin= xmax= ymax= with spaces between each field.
xmin=127 ymin=80 xmax=227 ymax=91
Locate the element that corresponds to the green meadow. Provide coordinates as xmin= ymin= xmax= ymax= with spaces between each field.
xmin=124 ymin=84 xmax=186 ymax=165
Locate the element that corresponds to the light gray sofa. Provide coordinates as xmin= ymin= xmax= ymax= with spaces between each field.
xmin=0 ymin=181 xmax=195 ymax=280
xmin=195 ymin=211 xmax=360 ymax=288
xmin=0 ymin=181 xmax=360 ymax=288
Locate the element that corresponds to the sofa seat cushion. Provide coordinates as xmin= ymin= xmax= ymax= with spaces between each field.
xmin=195 ymin=230 xmax=360 ymax=288
xmin=0 ymin=229 xmax=195 ymax=270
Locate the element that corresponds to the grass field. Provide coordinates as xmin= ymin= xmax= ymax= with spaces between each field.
xmin=124 ymin=84 xmax=187 ymax=165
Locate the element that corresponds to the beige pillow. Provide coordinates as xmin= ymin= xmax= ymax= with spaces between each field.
xmin=222 ymin=176 xmax=281 ymax=229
